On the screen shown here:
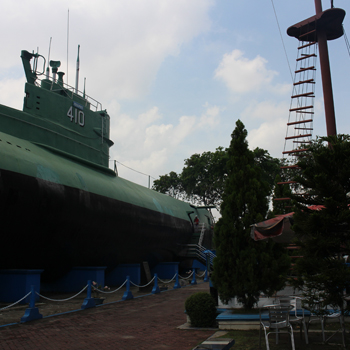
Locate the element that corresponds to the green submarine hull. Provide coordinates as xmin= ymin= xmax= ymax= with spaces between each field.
xmin=0 ymin=50 xmax=213 ymax=281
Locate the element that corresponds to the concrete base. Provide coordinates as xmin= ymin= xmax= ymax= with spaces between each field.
xmin=218 ymin=320 xmax=260 ymax=330
xmin=42 ymin=266 xmax=106 ymax=293
xmin=81 ymin=297 xmax=96 ymax=309
xmin=21 ymin=307 xmax=43 ymax=323
xmin=152 ymin=262 xmax=179 ymax=279
xmin=106 ymin=264 xmax=140 ymax=286
xmin=192 ymin=331 xmax=235 ymax=350
xmin=194 ymin=339 xmax=235 ymax=350
xmin=217 ymin=310 xmax=268 ymax=330
xmin=0 ymin=269 xmax=43 ymax=304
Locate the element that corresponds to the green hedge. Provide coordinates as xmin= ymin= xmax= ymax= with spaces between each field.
xmin=185 ymin=292 xmax=217 ymax=327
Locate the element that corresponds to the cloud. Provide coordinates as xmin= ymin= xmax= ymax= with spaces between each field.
xmin=241 ymin=100 xmax=289 ymax=122
xmin=214 ymin=49 xmax=278 ymax=94
xmin=247 ymin=118 xmax=286 ymax=158
xmin=108 ymin=102 xmax=222 ymax=184
xmin=198 ymin=103 xmax=221 ymax=128
xmin=0 ymin=78 xmax=26 ymax=110
xmin=242 ymin=100 xmax=290 ymax=157
xmin=109 ymin=106 xmax=193 ymax=173
xmin=0 ymin=0 xmax=213 ymax=104
xmin=85 ymin=0 xmax=213 ymax=100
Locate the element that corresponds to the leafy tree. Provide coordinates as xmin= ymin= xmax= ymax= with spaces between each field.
xmin=152 ymin=171 xmax=184 ymax=199
xmin=181 ymin=147 xmax=228 ymax=209
xmin=212 ymin=120 xmax=290 ymax=309
xmin=253 ymin=147 xmax=280 ymax=194
xmin=152 ymin=147 xmax=228 ymax=210
xmin=153 ymin=146 xmax=279 ymax=214
xmin=291 ymin=134 xmax=350 ymax=315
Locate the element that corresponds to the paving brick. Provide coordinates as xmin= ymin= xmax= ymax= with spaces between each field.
xmin=0 ymin=283 xmax=214 ymax=349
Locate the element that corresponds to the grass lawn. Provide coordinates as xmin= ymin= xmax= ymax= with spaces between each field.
xmin=221 ymin=326 xmax=350 ymax=349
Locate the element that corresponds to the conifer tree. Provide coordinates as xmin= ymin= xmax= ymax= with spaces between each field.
xmin=292 ymin=134 xmax=350 ymax=314
xmin=212 ymin=120 xmax=290 ymax=309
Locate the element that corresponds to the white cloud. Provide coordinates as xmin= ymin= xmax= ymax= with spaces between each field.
xmin=86 ymin=0 xmax=213 ymax=100
xmin=241 ymin=100 xmax=290 ymax=157
xmin=108 ymin=102 xmax=222 ymax=185
xmin=214 ymin=49 xmax=278 ymax=94
xmin=109 ymin=106 xmax=194 ymax=176
xmin=241 ymin=100 xmax=289 ymax=122
xmin=198 ymin=103 xmax=221 ymax=128
xmin=0 ymin=0 xmax=213 ymax=104
xmin=0 ymin=78 xmax=25 ymax=110
xmin=270 ymin=83 xmax=292 ymax=96
xmin=247 ymin=118 xmax=286 ymax=158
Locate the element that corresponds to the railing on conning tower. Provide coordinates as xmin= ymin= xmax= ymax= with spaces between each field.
xmin=35 ymin=73 xmax=103 ymax=112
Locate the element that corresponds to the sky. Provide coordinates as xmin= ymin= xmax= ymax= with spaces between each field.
xmin=0 ymin=0 xmax=349 ymax=189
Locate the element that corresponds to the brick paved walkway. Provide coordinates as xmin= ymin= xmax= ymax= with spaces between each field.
xmin=0 ymin=283 xmax=214 ymax=350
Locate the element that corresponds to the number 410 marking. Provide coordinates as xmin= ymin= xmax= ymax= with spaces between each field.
xmin=67 ymin=106 xmax=85 ymax=127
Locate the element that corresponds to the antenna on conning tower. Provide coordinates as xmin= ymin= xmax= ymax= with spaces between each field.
xmin=67 ymin=9 xmax=69 ymax=85
xmin=75 ymin=45 xmax=80 ymax=93
xmin=83 ymin=77 xmax=86 ymax=98
xmin=46 ymin=37 xmax=52 ymax=79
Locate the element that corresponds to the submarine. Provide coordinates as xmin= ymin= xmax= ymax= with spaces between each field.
xmin=0 ymin=49 xmax=214 ymax=281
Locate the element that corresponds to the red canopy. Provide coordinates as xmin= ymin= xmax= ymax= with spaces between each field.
xmin=250 ymin=205 xmax=324 ymax=243
xmin=250 ymin=212 xmax=294 ymax=243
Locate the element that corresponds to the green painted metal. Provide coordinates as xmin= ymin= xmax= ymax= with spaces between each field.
xmin=0 ymin=50 xmax=215 ymax=222
xmin=0 ymin=49 xmax=214 ymax=275
xmin=0 ymin=129 xmax=195 ymax=220
xmin=12 ymin=50 xmax=113 ymax=168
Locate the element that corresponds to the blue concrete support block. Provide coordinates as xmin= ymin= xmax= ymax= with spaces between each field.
xmin=192 ymin=259 xmax=206 ymax=271
xmin=152 ymin=273 xmax=160 ymax=294
xmin=42 ymin=266 xmax=107 ymax=293
xmin=21 ymin=285 xmax=43 ymax=322
xmin=81 ymin=280 xmax=96 ymax=309
xmin=191 ymin=269 xmax=197 ymax=285
xmin=0 ymin=269 xmax=43 ymax=304
xmin=122 ymin=276 xmax=134 ymax=301
xmin=152 ymin=262 xmax=179 ymax=280
xmin=106 ymin=264 xmax=140 ymax=286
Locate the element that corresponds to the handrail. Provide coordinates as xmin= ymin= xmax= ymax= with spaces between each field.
xmin=186 ymin=244 xmax=216 ymax=268
xmin=34 ymin=74 xmax=103 ymax=112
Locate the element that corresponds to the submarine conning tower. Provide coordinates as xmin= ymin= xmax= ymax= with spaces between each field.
xmin=19 ymin=50 xmax=114 ymax=169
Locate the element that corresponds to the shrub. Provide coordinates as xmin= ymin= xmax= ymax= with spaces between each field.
xmin=185 ymin=292 xmax=217 ymax=327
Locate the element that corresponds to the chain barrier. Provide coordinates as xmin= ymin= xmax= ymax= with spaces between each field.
xmin=196 ymin=270 xmax=207 ymax=278
xmin=179 ymin=271 xmax=194 ymax=280
xmin=36 ymin=285 xmax=88 ymax=302
xmin=158 ymin=273 xmax=177 ymax=284
xmin=129 ymin=276 xmax=155 ymax=288
xmin=92 ymin=280 xmax=127 ymax=294
xmin=1 ymin=270 xmax=209 ymax=325
xmin=0 ymin=291 xmax=32 ymax=311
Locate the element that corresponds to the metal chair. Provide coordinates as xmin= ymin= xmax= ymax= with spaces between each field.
xmin=259 ymin=305 xmax=295 ymax=350
xmin=278 ymin=296 xmax=309 ymax=344
xmin=308 ymin=310 xmax=346 ymax=347
xmin=304 ymin=294 xmax=346 ymax=347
